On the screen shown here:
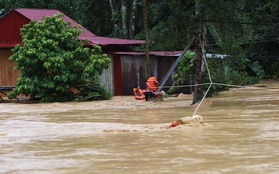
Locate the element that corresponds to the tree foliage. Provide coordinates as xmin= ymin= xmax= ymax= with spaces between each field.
xmin=168 ymin=51 xmax=195 ymax=94
xmin=1 ymin=0 xmax=279 ymax=95
xmin=147 ymin=0 xmax=278 ymax=77
xmin=8 ymin=14 xmax=110 ymax=102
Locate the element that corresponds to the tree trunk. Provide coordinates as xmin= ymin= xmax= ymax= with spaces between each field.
xmin=109 ymin=0 xmax=120 ymax=37
xmin=142 ymin=0 xmax=150 ymax=77
xmin=193 ymin=0 xmax=206 ymax=104
xmin=121 ymin=0 xmax=127 ymax=37
xmin=129 ymin=0 xmax=137 ymax=38
xmin=193 ymin=23 xmax=207 ymax=104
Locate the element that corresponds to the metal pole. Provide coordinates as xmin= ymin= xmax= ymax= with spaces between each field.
xmin=157 ymin=36 xmax=196 ymax=91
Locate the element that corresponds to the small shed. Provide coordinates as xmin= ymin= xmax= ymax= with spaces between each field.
xmin=0 ymin=8 xmax=181 ymax=96
xmin=107 ymin=51 xmax=180 ymax=95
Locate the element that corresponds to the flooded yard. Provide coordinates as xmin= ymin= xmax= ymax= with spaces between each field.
xmin=0 ymin=80 xmax=279 ymax=174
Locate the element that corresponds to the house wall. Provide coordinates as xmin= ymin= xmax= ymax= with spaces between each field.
xmin=120 ymin=55 xmax=176 ymax=95
xmin=0 ymin=49 xmax=20 ymax=86
xmin=121 ymin=55 xmax=147 ymax=95
xmin=157 ymin=56 xmax=176 ymax=86
xmin=99 ymin=55 xmax=114 ymax=95
xmin=0 ymin=10 xmax=29 ymax=47
xmin=0 ymin=49 xmax=178 ymax=96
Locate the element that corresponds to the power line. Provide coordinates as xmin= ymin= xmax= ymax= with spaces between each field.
xmin=199 ymin=19 xmax=279 ymax=25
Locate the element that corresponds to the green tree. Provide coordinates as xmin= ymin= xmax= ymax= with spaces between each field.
xmin=8 ymin=13 xmax=110 ymax=102
xmin=245 ymin=0 xmax=279 ymax=77
xmin=169 ymin=51 xmax=195 ymax=94
xmin=146 ymin=0 xmax=274 ymax=103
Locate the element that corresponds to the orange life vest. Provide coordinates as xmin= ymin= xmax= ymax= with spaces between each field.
xmin=133 ymin=88 xmax=145 ymax=100
xmin=146 ymin=76 xmax=158 ymax=91
xmin=169 ymin=120 xmax=179 ymax=127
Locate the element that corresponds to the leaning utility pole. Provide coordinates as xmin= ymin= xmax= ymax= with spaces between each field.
xmin=142 ymin=0 xmax=150 ymax=77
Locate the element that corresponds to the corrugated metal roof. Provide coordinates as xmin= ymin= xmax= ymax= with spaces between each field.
xmin=109 ymin=51 xmax=227 ymax=58
xmin=83 ymin=36 xmax=145 ymax=46
xmin=108 ymin=51 xmax=182 ymax=56
xmin=14 ymin=8 xmax=145 ymax=46
xmin=15 ymin=8 xmax=95 ymax=38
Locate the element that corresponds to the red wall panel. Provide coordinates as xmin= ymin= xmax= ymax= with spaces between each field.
xmin=0 ymin=11 xmax=30 ymax=46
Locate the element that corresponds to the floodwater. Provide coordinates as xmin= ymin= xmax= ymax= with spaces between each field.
xmin=1 ymin=81 xmax=279 ymax=174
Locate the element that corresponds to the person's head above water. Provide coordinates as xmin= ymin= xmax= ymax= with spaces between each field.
xmin=192 ymin=115 xmax=203 ymax=123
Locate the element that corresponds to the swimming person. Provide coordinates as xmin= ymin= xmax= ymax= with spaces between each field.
xmin=169 ymin=115 xmax=204 ymax=128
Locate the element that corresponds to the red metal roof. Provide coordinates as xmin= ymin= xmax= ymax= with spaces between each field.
xmin=83 ymin=36 xmax=146 ymax=46
xmin=15 ymin=8 xmax=95 ymax=38
xmin=12 ymin=8 xmax=145 ymax=46
xmin=108 ymin=51 xmax=182 ymax=56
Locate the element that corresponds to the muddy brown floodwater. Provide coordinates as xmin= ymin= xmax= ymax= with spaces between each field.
xmin=0 ymin=79 xmax=279 ymax=174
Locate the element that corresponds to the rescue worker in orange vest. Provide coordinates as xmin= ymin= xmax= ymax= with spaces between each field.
xmin=146 ymin=76 xmax=158 ymax=92
xmin=145 ymin=75 xmax=163 ymax=101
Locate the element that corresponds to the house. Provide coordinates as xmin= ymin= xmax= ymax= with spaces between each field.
xmin=0 ymin=8 xmax=179 ymax=96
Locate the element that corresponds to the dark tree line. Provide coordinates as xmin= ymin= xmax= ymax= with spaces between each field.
xmin=1 ymin=0 xmax=279 ymax=77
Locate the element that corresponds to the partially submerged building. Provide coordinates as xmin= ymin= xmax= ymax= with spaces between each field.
xmin=0 ymin=8 xmax=180 ymax=96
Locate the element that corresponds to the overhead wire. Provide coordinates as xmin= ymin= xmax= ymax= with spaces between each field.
xmin=157 ymin=18 xmax=278 ymax=114
xmin=160 ymin=83 xmax=279 ymax=90
xmin=159 ymin=34 xmax=279 ymax=117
